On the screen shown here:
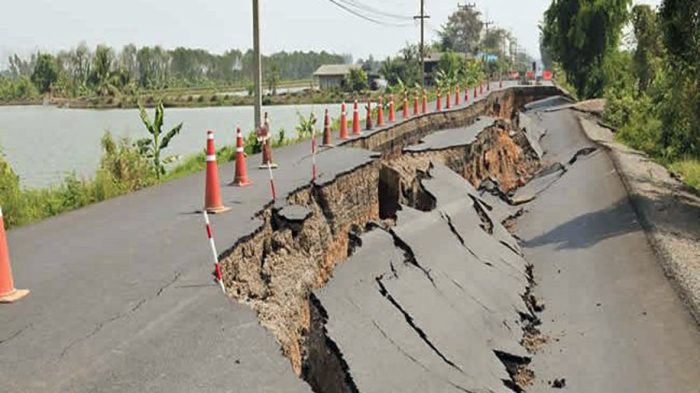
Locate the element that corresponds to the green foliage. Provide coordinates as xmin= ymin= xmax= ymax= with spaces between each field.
xmin=0 ymin=150 xmax=24 ymax=228
xmin=669 ymin=160 xmax=700 ymax=191
xmin=658 ymin=0 xmax=700 ymax=158
xmin=657 ymin=69 xmax=700 ymax=158
xmin=0 ymin=133 xmax=157 ymax=229
xmin=295 ymin=112 xmax=317 ymax=141
xmin=31 ymin=53 xmax=59 ymax=93
xmin=246 ymin=130 xmax=263 ymax=154
xmin=345 ymin=68 xmax=368 ymax=92
xmin=137 ymin=102 xmax=183 ymax=178
xmin=97 ymin=132 xmax=157 ymax=194
xmin=607 ymin=92 xmax=663 ymax=155
xmin=659 ymin=0 xmax=700 ymax=71
xmin=380 ymin=45 xmax=422 ymax=88
xmin=0 ymin=76 xmax=39 ymax=100
xmin=460 ymin=59 xmax=485 ymax=88
xmin=631 ymin=5 xmax=664 ymax=92
xmin=542 ymin=0 xmax=632 ymax=98
xmin=266 ymin=63 xmax=281 ymax=95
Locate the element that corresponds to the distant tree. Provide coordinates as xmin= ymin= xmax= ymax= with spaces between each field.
xmin=119 ymin=44 xmax=139 ymax=82
xmin=31 ymin=53 xmax=59 ymax=93
xmin=345 ymin=68 xmax=368 ymax=92
xmin=380 ymin=45 xmax=421 ymax=88
xmin=481 ymin=28 xmax=508 ymax=57
xmin=137 ymin=102 xmax=183 ymax=179
xmin=266 ymin=62 xmax=281 ymax=95
xmin=89 ymin=45 xmax=116 ymax=95
xmin=542 ymin=0 xmax=631 ymax=98
xmin=439 ymin=7 xmax=483 ymax=54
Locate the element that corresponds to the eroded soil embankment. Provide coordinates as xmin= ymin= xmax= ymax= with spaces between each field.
xmin=218 ymin=87 xmax=556 ymax=389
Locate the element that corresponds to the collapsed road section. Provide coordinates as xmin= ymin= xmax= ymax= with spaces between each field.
xmin=218 ymin=87 xmax=559 ymax=392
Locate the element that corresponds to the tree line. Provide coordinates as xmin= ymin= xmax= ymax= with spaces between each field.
xmin=0 ymin=44 xmax=350 ymax=100
xmin=541 ymin=0 xmax=699 ymax=167
xmin=377 ymin=4 xmax=535 ymax=92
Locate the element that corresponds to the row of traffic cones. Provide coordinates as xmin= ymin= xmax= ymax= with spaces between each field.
xmin=203 ymin=80 xmax=507 ymax=213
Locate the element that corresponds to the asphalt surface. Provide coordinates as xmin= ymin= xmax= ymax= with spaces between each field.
xmin=0 ymin=82 xmax=517 ymax=392
xmin=516 ymin=105 xmax=700 ymax=392
xmin=314 ymin=163 xmax=530 ymax=393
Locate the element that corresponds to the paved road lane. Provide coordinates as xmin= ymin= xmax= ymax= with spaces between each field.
xmin=517 ymin=108 xmax=700 ymax=392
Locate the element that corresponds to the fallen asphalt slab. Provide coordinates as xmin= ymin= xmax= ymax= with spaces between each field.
xmin=313 ymin=162 xmax=531 ymax=393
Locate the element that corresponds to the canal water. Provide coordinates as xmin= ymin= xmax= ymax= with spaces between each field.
xmin=0 ymin=103 xmax=343 ymax=188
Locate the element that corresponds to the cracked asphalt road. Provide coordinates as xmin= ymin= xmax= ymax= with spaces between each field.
xmin=516 ymin=107 xmax=700 ymax=392
xmin=0 ymin=82 xmax=511 ymax=392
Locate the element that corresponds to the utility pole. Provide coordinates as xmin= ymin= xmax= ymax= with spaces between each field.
xmin=252 ymin=0 xmax=262 ymax=130
xmin=414 ymin=0 xmax=429 ymax=87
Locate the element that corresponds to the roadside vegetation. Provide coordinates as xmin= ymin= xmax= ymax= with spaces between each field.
xmin=541 ymin=0 xmax=699 ymax=190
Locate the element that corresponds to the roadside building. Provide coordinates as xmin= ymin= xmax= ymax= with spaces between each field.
xmin=313 ymin=64 xmax=361 ymax=90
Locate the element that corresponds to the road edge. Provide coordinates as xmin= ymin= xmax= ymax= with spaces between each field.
xmin=576 ymin=114 xmax=700 ymax=325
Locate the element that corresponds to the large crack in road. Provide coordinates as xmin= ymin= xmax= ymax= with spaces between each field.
xmin=217 ymin=90 xmax=560 ymax=392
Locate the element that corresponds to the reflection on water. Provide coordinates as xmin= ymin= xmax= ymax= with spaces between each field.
xmin=0 ymin=103 xmax=341 ymax=188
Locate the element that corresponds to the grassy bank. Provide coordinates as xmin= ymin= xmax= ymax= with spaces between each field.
xmin=669 ymin=160 xmax=700 ymax=191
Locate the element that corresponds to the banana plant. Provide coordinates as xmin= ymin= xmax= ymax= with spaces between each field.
xmin=461 ymin=59 xmax=485 ymax=88
xmin=295 ymin=112 xmax=317 ymax=142
xmin=137 ymin=101 xmax=183 ymax=179
xmin=435 ymin=69 xmax=454 ymax=93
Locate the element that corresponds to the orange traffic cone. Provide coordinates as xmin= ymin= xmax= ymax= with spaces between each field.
xmin=339 ymin=102 xmax=349 ymax=140
xmin=365 ymin=99 xmax=373 ymax=130
xmin=403 ymin=94 xmax=410 ymax=119
xmin=352 ymin=100 xmax=361 ymax=136
xmin=259 ymin=113 xmax=278 ymax=169
xmin=455 ymin=85 xmax=461 ymax=106
xmin=204 ymin=131 xmax=230 ymax=214
xmin=231 ymin=126 xmax=252 ymax=187
xmin=413 ymin=92 xmax=419 ymax=116
xmin=388 ymin=95 xmax=396 ymax=123
xmin=422 ymin=89 xmax=428 ymax=113
xmin=436 ymin=89 xmax=442 ymax=111
xmin=377 ymin=96 xmax=385 ymax=127
xmin=0 ymin=207 xmax=29 ymax=304
xmin=322 ymin=108 xmax=333 ymax=147
xmin=446 ymin=89 xmax=452 ymax=110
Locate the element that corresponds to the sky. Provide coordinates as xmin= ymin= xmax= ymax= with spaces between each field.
xmin=0 ymin=0 xmax=662 ymax=68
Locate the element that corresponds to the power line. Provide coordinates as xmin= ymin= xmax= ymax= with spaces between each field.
xmin=325 ymin=0 xmax=414 ymax=27
xmin=340 ymin=0 xmax=413 ymax=21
